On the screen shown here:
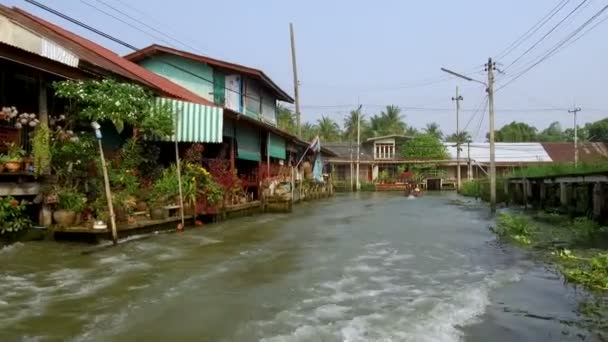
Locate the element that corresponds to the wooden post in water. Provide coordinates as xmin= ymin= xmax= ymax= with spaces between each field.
xmin=560 ymin=182 xmax=568 ymax=208
xmin=539 ymin=181 xmax=546 ymax=209
xmin=592 ymin=183 xmax=601 ymax=220
xmin=523 ymin=179 xmax=528 ymax=210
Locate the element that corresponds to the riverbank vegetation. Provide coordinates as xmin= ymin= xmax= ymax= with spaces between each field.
xmin=490 ymin=212 xmax=608 ymax=291
xmin=508 ymin=162 xmax=608 ymax=179
xmin=460 ymin=179 xmax=508 ymax=203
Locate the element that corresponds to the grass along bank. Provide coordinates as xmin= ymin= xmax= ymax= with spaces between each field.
xmin=508 ymin=162 xmax=608 ymax=179
xmin=490 ymin=211 xmax=608 ymax=337
xmin=490 ymin=211 xmax=608 ymax=290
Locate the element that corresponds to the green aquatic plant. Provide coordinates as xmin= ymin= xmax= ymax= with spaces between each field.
xmin=490 ymin=212 xmax=533 ymax=245
xmin=558 ymin=251 xmax=608 ymax=291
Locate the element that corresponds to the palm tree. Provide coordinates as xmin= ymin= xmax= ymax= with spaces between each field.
xmin=316 ymin=116 xmax=341 ymax=142
xmin=276 ymin=104 xmax=296 ymax=134
xmin=301 ymin=122 xmax=317 ymax=142
xmin=343 ymin=109 xmax=362 ymax=140
xmin=381 ymin=105 xmax=406 ymax=135
xmin=424 ymin=122 xmax=443 ymax=140
xmin=369 ymin=105 xmax=406 ymax=137
xmin=445 ymin=131 xmax=472 ymax=143
xmin=405 ymin=126 xmax=418 ymax=136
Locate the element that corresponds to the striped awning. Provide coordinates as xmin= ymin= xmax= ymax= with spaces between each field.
xmin=157 ymin=97 xmax=223 ymax=143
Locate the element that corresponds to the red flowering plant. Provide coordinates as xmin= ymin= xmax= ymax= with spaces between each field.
xmin=0 ymin=196 xmax=32 ymax=235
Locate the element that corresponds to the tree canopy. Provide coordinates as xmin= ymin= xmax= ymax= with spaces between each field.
xmin=424 ymin=122 xmax=443 ymax=140
xmin=401 ymin=133 xmax=448 ymax=160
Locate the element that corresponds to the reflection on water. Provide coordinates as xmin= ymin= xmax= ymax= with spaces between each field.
xmin=0 ymin=192 xmax=603 ymax=341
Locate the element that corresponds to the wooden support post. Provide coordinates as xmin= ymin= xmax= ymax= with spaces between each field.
xmin=539 ymin=181 xmax=546 ymax=209
xmin=523 ymin=179 xmax=528 ymax=210
xmin=229 ymin=138 xmax=235 ymax=171
xmin=560 ymin=182 xmax=568 ymax=208
xmin=592 ymin=183 xmax=602 ymax=220
xmin=504 ymin=181 xmax=509 ymax=205
xmin=38 ymin=75 xmax=48 ymax=126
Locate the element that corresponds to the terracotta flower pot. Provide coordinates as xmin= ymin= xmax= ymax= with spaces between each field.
xmin=136 ymin=201 xmax=148 ymax=212
xmin=150 ymin=207 xmax=168 ymax=220
xmin=114 ymin=207 xmax=128 ymax=222
xmin=53 ymin=209 xmax=77 ymax=226
xmin=4 ymin=161 xmax=21 ymax=173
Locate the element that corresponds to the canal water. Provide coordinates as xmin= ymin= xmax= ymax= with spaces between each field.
xmin=0 ymin=192 xmax=599 ymax=341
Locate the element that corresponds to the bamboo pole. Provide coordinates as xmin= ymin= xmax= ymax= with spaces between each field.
xmin=93 ymin=125 xmax=117 ymax=244
xmin=174 ymin=112 xmax=186 ymax=228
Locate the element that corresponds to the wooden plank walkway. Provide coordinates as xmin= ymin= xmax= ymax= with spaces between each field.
xmin=53 ymin=215 xmax=194 ymax=234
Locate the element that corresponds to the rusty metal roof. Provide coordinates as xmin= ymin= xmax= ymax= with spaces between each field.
xmin=124 ymin=44 xmax=294 ymax=103
xmin=541 ymin=142 xmax=608 ymax=163
xmin=1 ymin=6 xmax=214 ymax=105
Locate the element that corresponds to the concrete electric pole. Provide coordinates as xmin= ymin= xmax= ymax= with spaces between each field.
xmin=568 ymin=107 xmax=582 ymax=168
xmin=486 ymin=58 xmax=497 ymax=214
xmin=441 ymin=61 xmax=496 ymax=213
xmin=289 ymin=23 xmax=301 ymax=136
xmin=452 ymin=87 xmax=463 ymax=192
xmin=356 ymin=104 xmax=362 ymax=191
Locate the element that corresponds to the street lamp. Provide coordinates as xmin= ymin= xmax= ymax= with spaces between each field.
xmin=441 ymin=65 xmax=497 ymax=213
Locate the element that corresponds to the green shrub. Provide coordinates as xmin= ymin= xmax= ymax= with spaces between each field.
xmin=360 ymin=182 xmax=376 ymax=191
xmin=0 ymin=196 xmax=32 ymax=234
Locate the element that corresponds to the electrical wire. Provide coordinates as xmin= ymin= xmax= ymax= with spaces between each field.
xmin=497 ymin=3 xmax=608 ymax=92
xmin=503 ymin=0 xmax=590 ymax=72
xmin=25 ymin=0 xmax=269 ymax=103
xmin=474 ymin=106 xmax=488 ymax=141
xmin=495 ymin=0 xmax=572 ymax=60
xmin=463 ymin=96 xmax=488 ymax=132
xmin=87 ymin=0 xmax=200 ymax=52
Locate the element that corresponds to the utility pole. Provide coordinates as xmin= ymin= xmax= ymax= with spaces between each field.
xmin=486 ymin=58 xmax=497 ymax=214
xmin=440 ymin=63 xmax=495 ymax=212
xmin=452 ymin=87 xmax=463 ymax=192
xmin=356 ymin=109 xmax=361 ymax=191
xmin=289 ymin=23 xmax=301 ymax=136
xmin=568 ymin=107 xmax=582 ymax=168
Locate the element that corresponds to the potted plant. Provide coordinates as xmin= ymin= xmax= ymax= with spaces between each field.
xmin=4 ymin=142 xmax=24 ymax=173
xmin=148 ymin=194 xmax=168 ymax=220
xmin=53 ymin=188 xmax=86 ymax=226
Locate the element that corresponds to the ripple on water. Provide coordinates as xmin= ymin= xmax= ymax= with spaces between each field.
xmin=243 ymin=241 xmax=524 ymax=342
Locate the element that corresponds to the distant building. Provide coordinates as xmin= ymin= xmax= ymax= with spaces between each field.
xmin=325 ymin=138 xmax=608 ymax=190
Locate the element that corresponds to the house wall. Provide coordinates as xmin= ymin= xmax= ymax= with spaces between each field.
xmin=139 ymin=55 xmax=214 ymax=102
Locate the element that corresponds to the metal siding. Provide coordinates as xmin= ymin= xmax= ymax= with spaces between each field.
xmin=157 ymin=97 xmax=223 ymax=143
xmin=40 ymin=38 xmax=78 ymax=67
xmin=141 ymin=55 xmax=214 ymax=101
xmin=444 ymin=142 xmax=552 ymax=163
xmin=236 ymin=124 xmax=261 ymax=161
xmin=268 ymin=133 xmax=286 ymax=159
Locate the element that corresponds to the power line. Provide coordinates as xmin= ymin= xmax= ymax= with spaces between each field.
xmin=463 ymin=96 xmax=488 ymax=132
xmin=87 ymin=0 xmax=200 ymax=52
xmin=503 ymin=0 xmax=590 ymax=72
xmin=79 ymin=0 xmax=179 ymax=49
xmin=24 ymin=0 xmax=138 ymax=50
xmin=474 ymin=105 xmax=488 ymax=141
xmin=25 ymin=0 xmax=267 ymax=103
xmin=497 ymin=3 xmax=608 ymax=92
xmin=495 ymin=0 xmax=572 ymax=60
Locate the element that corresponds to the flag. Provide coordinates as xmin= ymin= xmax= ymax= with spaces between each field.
xmin=309 ymin=135 xmax=321 ymax=153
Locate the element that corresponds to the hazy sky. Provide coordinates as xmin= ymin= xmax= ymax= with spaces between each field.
xmin=5 ymin=0 xmax=608 ymax=140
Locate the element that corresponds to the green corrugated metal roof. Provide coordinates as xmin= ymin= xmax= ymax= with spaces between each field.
xmin=158 ymin=97 xmax=223 ymax=143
